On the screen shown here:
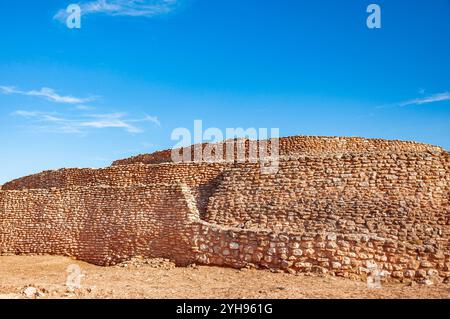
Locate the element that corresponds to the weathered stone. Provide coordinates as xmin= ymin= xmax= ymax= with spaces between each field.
xmin=292 ymin=249 xmax=303 ymax=257
xmin=331 ymin=262 xmax=342 ymax=269
xmin=0 ymin=135 xmax=447 ymax=285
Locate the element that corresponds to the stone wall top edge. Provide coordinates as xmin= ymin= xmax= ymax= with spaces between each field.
xmin=112 ymin=135 xmax=446 ymax=165
xmin=109 ymin=149 xmax=447 ymax=166
xmin=0 ymin=183 xmax=184 ymax=195
xmin=3 ymin=149 xmax=448 ymax=190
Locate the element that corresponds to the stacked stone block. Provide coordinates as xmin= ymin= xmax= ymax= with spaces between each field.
xmin=0 ymin=137 xmax=448 ymax=283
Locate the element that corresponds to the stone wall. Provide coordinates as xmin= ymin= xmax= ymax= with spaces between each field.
xmin=1 ymin=182 xmax=449 ymax=283
xmin=1 ymin=162 xmax=229 ymax=216
xmin=191 ymin=223 xmax=450 ymax=282
xmin=111 ymin=136 xmax=444 ymax=166
xmin=0 ymin=184 xmax=196 ymax=266
xmin=206 ymin=152 xmax=449 ymax=242
xmin=0 ymin=136 xmax=448 ymax=283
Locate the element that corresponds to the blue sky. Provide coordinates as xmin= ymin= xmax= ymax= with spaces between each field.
xmin=0 ymin=0 xmax=449 ymax=183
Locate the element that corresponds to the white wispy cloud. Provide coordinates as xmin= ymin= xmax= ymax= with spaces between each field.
xmin=0 ymin=86 xmax=96 ymax=104
xmin=398 ymin=92 xmax=450 ymax=107
xmin=11 ymin=110 xmax=160 ymax=134
xmin=54 ymin=0 xmax=179 ymax=22
xmin=75 ymin=104 xmax=95 ymax=111
xmin=376 ymin=91 xmax=450 ymax=109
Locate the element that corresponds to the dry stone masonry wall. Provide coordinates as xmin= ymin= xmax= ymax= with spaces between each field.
xmin=0 ymin=185 xmax=197 ymax=266
xmin=111 ymin=136 xmax=443 ymax=166
xmin=0 ymin=136 xmax=449 ymax=283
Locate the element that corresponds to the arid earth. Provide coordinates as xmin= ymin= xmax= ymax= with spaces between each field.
xmin=0 ymin=255 xmax=448 ymax=299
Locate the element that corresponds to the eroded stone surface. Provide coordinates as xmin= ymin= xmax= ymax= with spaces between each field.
xmin=0 ymin=136 xmax=448 ymax=283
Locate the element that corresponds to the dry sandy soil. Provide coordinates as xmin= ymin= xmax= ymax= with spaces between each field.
xmin=0 ymin=255 xmax=448 ymax=299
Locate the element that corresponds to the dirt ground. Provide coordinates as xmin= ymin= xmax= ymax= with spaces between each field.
xmin=0 ymin=255 xmax=448 ymax=299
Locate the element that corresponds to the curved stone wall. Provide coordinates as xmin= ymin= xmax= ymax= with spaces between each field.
xmin=1 ymin=183 xmax=448 ymax=283
xmin=206 ymin=152 xmax=449 ymax=242
xmin=0 ymin=136 xmax=448 ymax=283
xmin=111 ymin=136 xmax=444 ymax=166
xmin=1 ymin=162 xmax=229 ymax=216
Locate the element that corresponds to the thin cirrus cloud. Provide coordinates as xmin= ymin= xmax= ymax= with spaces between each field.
xmin=0 ymin=85 xmax=96 ymax=104
xmin=398 ymin=92 xmax=450 ymax=107
xmin=53 ymin=0 xmax=180 ymax=22
xmin=11 ymin=110 xmax=161 ymax=134
xmin=376 ymin=92 xmax=450 ymax=109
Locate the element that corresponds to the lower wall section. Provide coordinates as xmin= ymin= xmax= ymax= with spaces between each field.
xmin=191 ymin=222 xmax=450 ymax=282
xmin=0 ymin=185 xmax=196 ymax=266
xmin=1 ymin=184 xmax=449 ymax=283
